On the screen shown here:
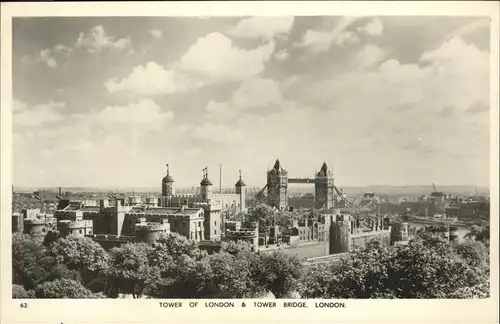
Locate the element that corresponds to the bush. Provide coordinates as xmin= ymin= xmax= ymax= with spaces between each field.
xmin=34 ymin=278 xmax=98 ymax=298
xmin=13 ymin=284 xmax=35 ymax=298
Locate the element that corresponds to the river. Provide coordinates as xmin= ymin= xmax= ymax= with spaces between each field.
xmin=409 ymin=222 xmax=471 ymax=239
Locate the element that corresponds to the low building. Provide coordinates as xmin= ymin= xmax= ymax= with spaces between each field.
xmin=57 ymin=210 xmax=94 ymax=237
xmin=123 ymin=206 xmax=205 ymax=241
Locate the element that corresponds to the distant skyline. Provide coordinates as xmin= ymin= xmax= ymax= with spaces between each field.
xmin=12 ymin=16 xmax=491 ymax=188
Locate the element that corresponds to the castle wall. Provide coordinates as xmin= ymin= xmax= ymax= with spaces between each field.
xmin=12 ymin=213 xmax=24 ymax=233
xmin=90 ymin=234 xmax=132 ymax=250
xmin=23 ymin=220 xmax=48 ymax=239
xmin=57 ymin=219 xmax=93 ymax=237
xmin=351 ymin=230 xmax=391 ymax=248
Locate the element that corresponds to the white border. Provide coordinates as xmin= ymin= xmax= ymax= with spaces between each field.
xmin=1 ymin=2 xmax=499 ymax=323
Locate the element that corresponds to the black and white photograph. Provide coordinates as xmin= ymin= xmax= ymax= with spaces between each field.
xmin=3 ymin=4 xmax=497 ymax=314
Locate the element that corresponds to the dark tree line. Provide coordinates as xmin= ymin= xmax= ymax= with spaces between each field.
xmin=13 ymin=225 xmax=489 ymax=299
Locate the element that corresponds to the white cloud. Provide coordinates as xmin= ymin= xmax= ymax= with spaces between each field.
xmin=232 ymin=78 xmax=282 ymax=109
xmin=301 ymin=35 xmax=489 ymax=167
xmin=13 ymin=100 xmax=66 ymax=127
xmin=353 ymin=44 xmax=386 ymax=69
xmin=174 ymin=32 xmax=275 ymax=81
xmin=105 ymin=61 xmax=204 ymax=96
xmin=294 ymin=30 xmax=332 ymax=54
xmin=191 ymin=122 xmax=243 ymax=143
xmin=23 ymin=44 xmax=71 ymax=69
xmin=421 ymin=36 xmax=489 ymax=78
xmin=107 ymin=32 xmax=275 ymax=97
xmin=149 ymin=29 xmax=163 ymax=39
xmin=39 ymin=49 xmax=57 ymax=68
xmin=447 ymin=18 xmax=489 ymax=40
xmin=99 ymin=99 xmax=174 ymax=129
xmin=182 ymin=148 xmax=203 ymax=158
xmin=294 ymin=17 xmax=361 ymax=54
xmin=203 ymin=77 xmax=283 ymax=128
xmin=198 ymin=78 xmax=284 ymax=144
xmin=206 ymin=100 xmax=229 ymax=115
xmin=357 ymin=18 xmax=384 ymax=36
xmin=13 ymin=100 xmax=27 ymax=112
xmin=76 ymin=25 xmax=131 ymax=52
xmin=273 ymin=49 xmax=289 ymax=61
xmin=227 ymin=17 xmax=294 ymax=40
xmin=336 ymin=31 xmax=361 ymax=47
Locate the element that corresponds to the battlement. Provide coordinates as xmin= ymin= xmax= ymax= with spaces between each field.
xmin=352 ymin=228 xmax=391 ymax=238
xmin=170 ymin=193 xmax=196 ymax=198
xmin=134 ymin=221 xmax=169 ymax=232
xmin=24 ymin=218 xmax=47 ymax=225
xmin=226 ymin=229 xmax=257 ymax=238
xmin=212 ymin=192 xmax=241 ymax=198
xmin=88 ymin=234 xmax=133 ymax=242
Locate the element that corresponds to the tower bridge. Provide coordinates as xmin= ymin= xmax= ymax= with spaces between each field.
xmin=252 ymin=159 xmax=347 ymax=211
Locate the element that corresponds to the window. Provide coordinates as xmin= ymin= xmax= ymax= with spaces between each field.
xmin=79 ymin=229 xmax=82 ymax=234
xmin=215 ymin=220 xmax=217 ymax=226
xmin=214 ymin=229 xmax=217 ymax=235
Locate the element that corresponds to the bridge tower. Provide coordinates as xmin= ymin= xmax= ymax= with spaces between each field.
xmin=267 ymin=159 xmax=288 ymax=210
xmin=315 ymin=162 xmax=335 ymax=210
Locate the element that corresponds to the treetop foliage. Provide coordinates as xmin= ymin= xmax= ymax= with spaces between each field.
xmin=13 ymin=225 xmax=489 ymax=299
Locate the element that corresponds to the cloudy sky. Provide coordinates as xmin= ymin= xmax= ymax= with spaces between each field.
xmin=12 ymin=16 xmax=490 ymax=188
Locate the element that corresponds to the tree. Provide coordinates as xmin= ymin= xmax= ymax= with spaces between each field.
xmin=48 ymin=236 xmax=110 ymax=285
xmin=247 ymin=204 xmax=276 ymax=231
xmin=106 ymin=243 xmax=158 ymax=298
xmin=465 ymin=225 xmax=490 ymax=246
xmin=42 ymin=230 xmax=61 ymax=247
xmin=155 ymin=232 xmax=201 ymax=259
xmin=12 ymin=233 xmax=55 ymax=290
xmin=34 ymin=278 xmax=102 ymax=298
xmin=206 ymin=251 xmax=256 ymax=298
xmin=274 ymin=210 xmax=296 ymax=228
xmin=299 ymin=235 xmax=489 ymax=299
xmin=146 ymin=234 xmax=211 ymax=298
xmin=258 ymin=250 xmax=304 ymax=298
xmin=220 ymin=240 xmax=252 ymax=256
xmin=36 ymin=264 xmax=83 ymax=286
xmin=150 ymin=254 xmax=214 ymax=298
xmin=13 ymin=284 xmax=35 ymax=299
xmin=222 ymin=204 xmax=243 ymax=222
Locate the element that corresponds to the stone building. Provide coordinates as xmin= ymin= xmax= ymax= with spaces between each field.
xmin=225 ymin=221 xmax=259 ymax=251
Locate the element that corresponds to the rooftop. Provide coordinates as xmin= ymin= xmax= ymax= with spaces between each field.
xmin=131 ymin=207 xmax=203 ymax=216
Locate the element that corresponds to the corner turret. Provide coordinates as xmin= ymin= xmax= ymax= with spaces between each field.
xmin=200 ymin=167 xmax=213 ymax=202
xmin=235 ymin=169 xmax=247 ymax=212
xmin=161 ymin=164 xmax=175 ymax=206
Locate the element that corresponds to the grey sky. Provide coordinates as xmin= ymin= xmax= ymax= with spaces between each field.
xmin=12 ymin=16 xmax=490 ymax=188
